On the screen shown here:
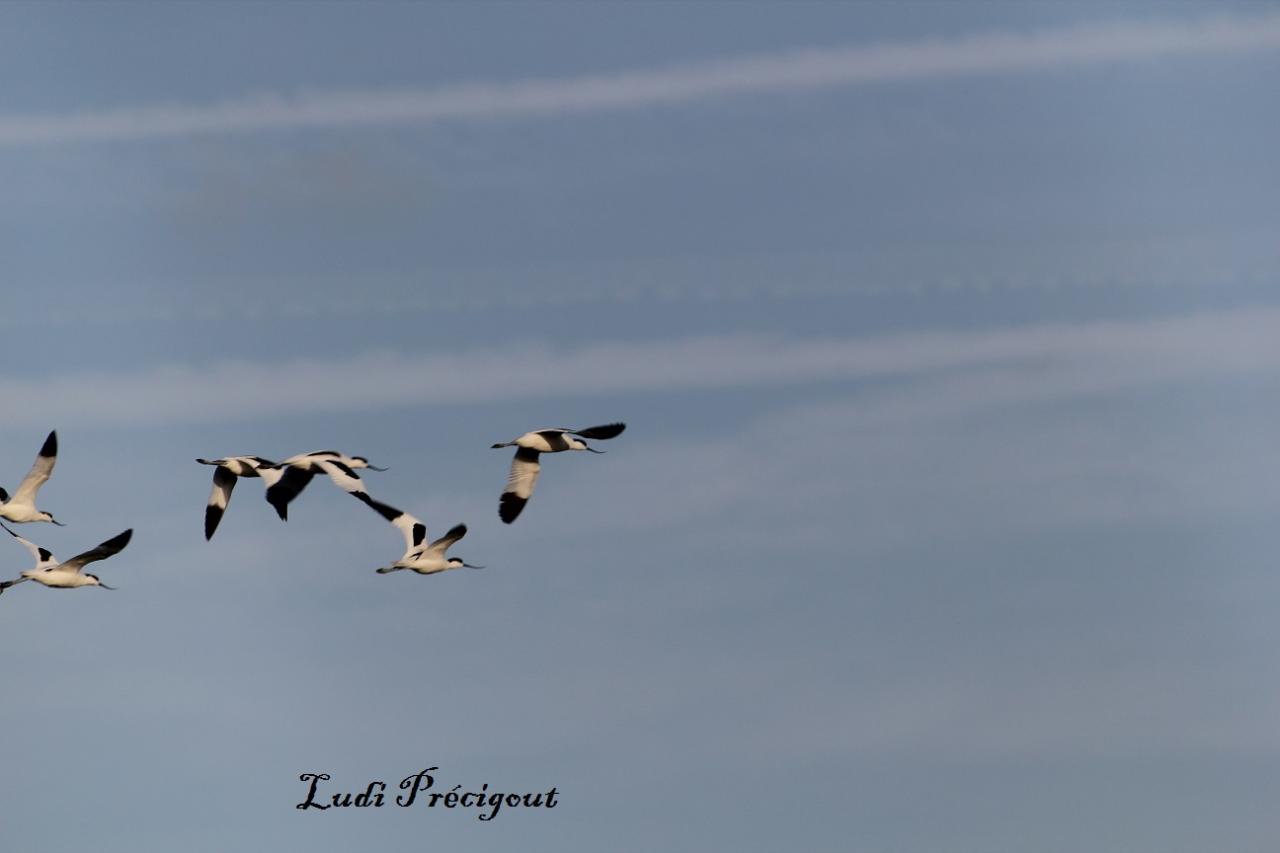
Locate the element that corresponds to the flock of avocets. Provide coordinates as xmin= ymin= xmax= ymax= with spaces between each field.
xmin=0 ymin=423 xmax=626 ymax=595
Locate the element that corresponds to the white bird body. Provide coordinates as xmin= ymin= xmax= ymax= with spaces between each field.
xmin=355 ymin=495 xmax=481 ymax=576
xmin=508 ymin=430 xmax=591 ymax=453
xmin=24 ymin=567 xmax=105 ymax=590
xmin=201 ymin=455 xmax=272 ymax=479
xmin=261 ymin=451 xmax=381 ymax=479
xmin=259 ymin=451 xmax=386 ymax=520
xmin=196 ymin=455 xmax=276 ymax=540
xmin=0 ymin=522 xmax=132 ymax=593
xmin=390 ymin=549 xmax=462 ymax=575
xmin=490 ymin=423 xmax=626 ymax=523
xmin=0 ymin=431 xmax=62 ymax=525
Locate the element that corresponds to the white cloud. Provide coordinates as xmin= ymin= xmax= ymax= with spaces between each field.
xmin=7 ymin=306 xmax=1280 ymax=429
xmin=2 ymin=14 xmax=1279 ymax=145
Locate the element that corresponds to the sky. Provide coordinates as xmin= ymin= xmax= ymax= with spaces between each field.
xmin=2 ymin=2 xmax=1280 ymax=850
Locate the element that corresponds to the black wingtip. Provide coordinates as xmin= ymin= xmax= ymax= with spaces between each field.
xmin=103 ymin=529 xmax=133 ymax=551
xmin=576 ymin=422 xmax=626 ymax=441
xmin=498 ymin=493 xmax=526 ymax=524
xmin=204 ymin=506 xmax=222 ymax=540
xmin=264 ymin=485 xmax=291 ymax=521
xmin=40 ymin=431 xmax=57 ymax=458
xmin=0 ymin=487 xmax=8 ymax=503
xmin=357 ymin=493 xmax=402 ymax=524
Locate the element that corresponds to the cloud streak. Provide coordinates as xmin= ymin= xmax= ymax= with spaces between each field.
xmin=6 ymin=306 xmax=1280 ymax=428
xmin=3 ymin=14 xmax=1279 ymax=145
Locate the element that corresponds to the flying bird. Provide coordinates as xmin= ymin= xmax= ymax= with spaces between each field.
xmin=355 ymin=495 xmax=482 ymax=576
xmin=259 ymin=451 xmax=387 ymax=521
xmin=0 ymin=522 xmax=132 ymax=594
xmin=0 ymin=430 xmax=63 ymax=525
xmin=490 ymin=422 xmax=626 ymax=523
xmin=196 ymin=455 xmax=278 ymax=540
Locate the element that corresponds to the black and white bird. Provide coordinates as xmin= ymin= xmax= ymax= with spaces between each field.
xmin=0 ymin=521 xmax=132 ymax=594
xmin=490 ymin=423 xmax=626 ymax=523
xmin=196 ymin=455 xmax=278 ymax=540
xmin=355 ymin=495 xmax=482 ymax=576
xmin=0 ymin=431 xmax=63 ymax=526
xmin=259 ymin=451 xmax=387 ymax=521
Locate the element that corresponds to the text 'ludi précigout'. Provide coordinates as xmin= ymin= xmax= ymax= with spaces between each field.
xmin=296 ymin=768 xmax=559 ymax=822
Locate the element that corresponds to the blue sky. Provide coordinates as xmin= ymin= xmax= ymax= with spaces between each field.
xmin=2 ymin=3 xmax=1280 ymax=851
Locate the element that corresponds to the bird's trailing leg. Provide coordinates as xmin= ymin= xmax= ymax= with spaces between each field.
xmin=0 ymin=577 xmax=30 ymax=595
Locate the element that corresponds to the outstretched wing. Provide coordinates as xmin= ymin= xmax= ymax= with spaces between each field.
xmin=314 ymin=459 xmax=369 ymax=499
xmin=357 ymin=495 xmax=427 ymax=556
xmin=204 ymin=466 xmax=238 ymax=540
xmin=60 ymin=529 xmax=133 ymax=574
xmin=426 ymin=524 xmax=467 ymax=555
xmin=264 ymin=466 xmax=316 ymax=521
xmin=12 ymin=431 xmax=57 ymax=504
xmin=499 ymin=447 xmax=541 ymax=524
xmin=0 ymin=521 xmax=57 ymax=569
xmin=256 ymin=464 xmax=285 ymax=489
xmin=571 ymin=422 xmax=626 ymax=441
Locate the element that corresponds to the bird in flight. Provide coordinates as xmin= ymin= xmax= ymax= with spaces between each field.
xmin=490 ymin=423 xmax=626 ymax=523
xmin=258 ymin=451 xmax=387 ymax=521
xmin=0 ymin=431 xmax=63 ymax=526
xmin=196 ymin=455 xmax=278 ymax=540
xmin=0 ymin=522 xmax=132 ymax=594
xmin=355 ymin=494 xmax=482 ymax=576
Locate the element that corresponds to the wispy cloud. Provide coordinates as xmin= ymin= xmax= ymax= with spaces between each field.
xmin=5 ymin=306 xmax=1280 ymax=428
xmin=2 ymin=14 xmax=1279 ymax=146
xmin=12 ymin=228 xmax=1280 ymax=330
